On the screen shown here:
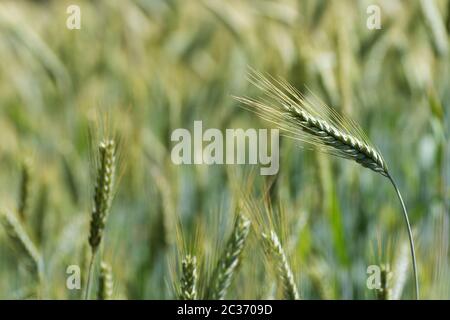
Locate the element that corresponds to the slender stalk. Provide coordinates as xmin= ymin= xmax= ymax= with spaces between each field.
xmin=84 ymin=252 xmax=96 ymax=300
xmin=376 ymin=264 xmax=391 ymax=300
xmin=387 ymin=174 xmax=419 ymax=300
xmin=18 ymin=159 xmax=31 ymax=221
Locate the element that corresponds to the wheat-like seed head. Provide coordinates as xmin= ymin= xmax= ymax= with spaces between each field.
xmin=179 ymin=254 xmax=198 ymax=300
xmin=235 ymin=70 xmax=419 ymax=300
xmin=209 ymin=213 xmax=251 ymax=300
xmin=97 ymin=261 xmax=113 ymax=300
xmin=234 ymin=70 xmax=388 ymax=177
xmin=262 ymin=230 xmax=299 ymax=300
xmin=89 ymin=139 xmax=116 ymax=253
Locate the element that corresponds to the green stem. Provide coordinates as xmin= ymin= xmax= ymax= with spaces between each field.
xmin=387 ymin=174 xmax=419 ymax=300
xmin=36 ymin=263 xmax=44 ymax=299
xmin=84 ymin=251 xmax=96 ymax=300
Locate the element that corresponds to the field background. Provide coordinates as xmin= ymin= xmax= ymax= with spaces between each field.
xmin=0 ymin=0 xmax=449 ymax=299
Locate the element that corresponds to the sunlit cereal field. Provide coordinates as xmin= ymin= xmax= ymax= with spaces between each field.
xmin=0 ymin=0 xmax=449 ymax=300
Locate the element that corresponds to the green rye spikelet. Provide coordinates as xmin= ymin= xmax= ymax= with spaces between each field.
xmin=262 ymin=230 xmax=299 ymax=300
xmin=209 ymin=213 xmax=251 ymax=299
xmin=85 ymin=139 xmax=116 ymax=299
xmin=97 ymin=262 xmax=113 ymax=300
xmin=179 ymin=255 xmax=198 ymax=300
xmin=89 ymin=139 xmax=116 ymax=252
xmin=235 ymin=71 xmax=387 ymax=176
xmin=235 ymin=70 xmax=419 ymax=299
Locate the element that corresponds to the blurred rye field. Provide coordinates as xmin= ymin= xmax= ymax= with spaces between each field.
xmin=0 ymin=0 xmax=449 ymax=300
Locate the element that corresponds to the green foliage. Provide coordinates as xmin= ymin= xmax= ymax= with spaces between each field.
xmin=0 ymin=0 xmax=448 ymax=299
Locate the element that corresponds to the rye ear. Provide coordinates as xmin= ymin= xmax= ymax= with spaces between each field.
xmin=234 ymin=69 xmax=419 ymax=299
